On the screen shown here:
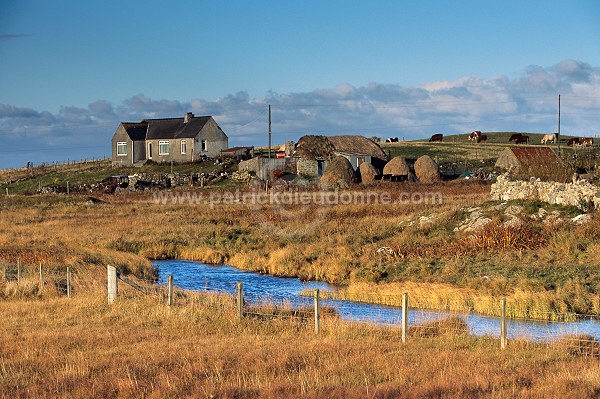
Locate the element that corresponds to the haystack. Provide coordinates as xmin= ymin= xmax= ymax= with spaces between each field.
xmin=320 ymin=156 xmax=355 ymax=189
xmin=414 ymin=155 xmax=441 ymax=183
xmin=383 ymin=156 xmax=411 ymax=176
xmin=358 ymin=162 xmax=378 ymax=184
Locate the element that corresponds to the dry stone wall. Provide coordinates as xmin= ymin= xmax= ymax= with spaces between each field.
xmin=490 ymin=174 xmax=600 ymax=209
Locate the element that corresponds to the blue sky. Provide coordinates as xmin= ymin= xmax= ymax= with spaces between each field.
xmin=1 ymin=0 xmax=599 ymax=168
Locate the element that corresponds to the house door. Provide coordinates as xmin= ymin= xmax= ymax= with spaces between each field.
xmin=148 ymin=143 xmax=153 ymax=159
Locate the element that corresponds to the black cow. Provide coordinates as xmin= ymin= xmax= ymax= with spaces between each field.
xmin=429 ymin=134 xmax=443 ymax=142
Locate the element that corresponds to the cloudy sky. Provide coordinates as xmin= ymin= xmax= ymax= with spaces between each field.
xmin=1 ymin=0 xmax=599 ymax=169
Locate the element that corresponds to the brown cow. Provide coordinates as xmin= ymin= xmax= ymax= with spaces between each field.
xmin=476 ymin=134 xmax=488 ymax=143
xmin=468 ymin=131 xmax=482 ymax=141
xmin=580 ymin=137 xmax=593 ymax=147
xmin=567 ymin=137 xmax=581 ymax=146
xmin=429 ymin=133 xmax=443 ymax=142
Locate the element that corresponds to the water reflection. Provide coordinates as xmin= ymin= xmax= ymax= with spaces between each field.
xmin=154 ymin=260 xmax=600 ymax=341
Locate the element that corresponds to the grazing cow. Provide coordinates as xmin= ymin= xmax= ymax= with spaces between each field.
xmin=509 ymin=133 xmax=523 ymax=142
xmin=541 ymin=133 xmax=558 ymax=144
xmin=468 ymin=131 xmax=482 ymax=141
xmin=385 ymin=137 xmax=399 ymax=143
xmin=429 ymin=133 xmax=443 ymax=142
xmin=515 ymin=135 xmax=529 ymax=144
xmin=567 ymin=137 xmax=581 ymax=147
xmin=476 ymin=134 xmax=488 ymax=143
xmin=580 ymin=137 xmax=593 ymax=147
xmin=509 ymin=133 xmax=528 ymax=144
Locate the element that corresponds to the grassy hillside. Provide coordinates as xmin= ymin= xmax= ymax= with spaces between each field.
xmin=380 ymin=132 xmax=577 ymax=162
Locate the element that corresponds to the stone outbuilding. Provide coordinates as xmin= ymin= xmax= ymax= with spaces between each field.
xmin=495 ymin=146 xmax=562 ymax=175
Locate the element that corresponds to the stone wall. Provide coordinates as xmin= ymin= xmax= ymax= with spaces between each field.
xmin=490 ymin=174 xmax=600 ymax=209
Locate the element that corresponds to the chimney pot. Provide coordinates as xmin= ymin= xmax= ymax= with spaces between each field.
xmin=184 ymin=112 xmax=194 ymax=123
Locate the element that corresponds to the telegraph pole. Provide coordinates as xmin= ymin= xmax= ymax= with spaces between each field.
xmin=268 ymin=104 xmax=272 ymax=158
xmin=557 ymin=94 xmax=561 ymax=154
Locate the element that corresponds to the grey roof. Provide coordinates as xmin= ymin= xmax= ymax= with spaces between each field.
xmin=122 ymin=122 xmax=147 ymax=141
xmin=145 ymin=116 xmax=212 ymax=140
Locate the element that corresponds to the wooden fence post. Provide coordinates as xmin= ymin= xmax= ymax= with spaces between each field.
xmin=39 ymin=262 xmax=43 ymax=292
xmin=107 ymin=265 xmax=118 ymax=304
xmin=66 ymin=181 xmax=70 ymax=195
xmin=236 ymin=282 xmax=244 ymax=320
xmin=167 ymin=274 xmax=174 ymax=306
xmin=314 ymin=289 xmax=321 ymax=334
xmin=5 ymin=187 xmax=8 ymax=196
xmin=66 ymin=267 xmax=72 ymax=298
xmin=17 ymin=258 xmax=21 ymax=283
xmin=401 ymin=292 xmax=409 ymax=344
xmin=500 ymin=298 xmax=507 ymax=349
xmin=1 ymin=258 xmax=5 ymax=282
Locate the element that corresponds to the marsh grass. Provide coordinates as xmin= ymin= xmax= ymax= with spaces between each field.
xmin=1 ymin=287 xmax=599 ymax=398
xmin=0 ymin=181 xmax=598 ymax=320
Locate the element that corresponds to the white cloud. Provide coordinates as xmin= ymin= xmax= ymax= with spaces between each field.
xmin=0 ymin=59 xmax=599 ymax=168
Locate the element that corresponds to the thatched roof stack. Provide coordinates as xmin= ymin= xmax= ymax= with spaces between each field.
xmin=414 ymin=155 xmax=441 ymax=183
xmin=320 ymin=156 xmax=355 ymax=189
xmin=383 ymin=156 xmax=411 ymax=176
xmin=358 ymin=162 xmax=378 ymax=184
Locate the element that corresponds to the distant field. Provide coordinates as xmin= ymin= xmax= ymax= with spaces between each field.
xmin=381 ymin=132 xmax=579 ymax=162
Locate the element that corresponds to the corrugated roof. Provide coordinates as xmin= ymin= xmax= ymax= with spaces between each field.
xmin=508 ymin=146 xmax=561 ymax=167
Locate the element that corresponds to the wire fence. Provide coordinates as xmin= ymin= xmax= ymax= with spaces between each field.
xmin=1 ymin=259 xmax=599 ymax=359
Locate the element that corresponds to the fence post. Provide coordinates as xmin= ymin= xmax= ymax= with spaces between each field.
xmin=107 ymin=265 xmax=118 ymax=304
xmin=1 ymin=258 xmax=5 ymax=282
xmin=314 ymin=289 xmax=321 ymax=334
xmin=500 ymin=298 xmax=507 ymax=349
xmin=236 ymin=282 xmax=244 ymax=320
xmin=5 ymin=187 xmax=8 ymax=196
xmin=167 ymin=274 xmax=174 ymax=306
xmin=66 ymin=267 xmax=72 ymax=298
xmin=17 ymin=258 xmax=21 ymax=283
xmin=66 ymin=181 xmax=70 ymax=195
xmin=402 ymin=292 xmax=409 ymax=344
xmin=39 ymin=262 xmax=43 ymax=292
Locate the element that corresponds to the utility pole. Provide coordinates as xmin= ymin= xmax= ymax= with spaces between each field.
xmin=268 ymin=104 xmax=272 ymax=159
xmin=557 ymin=94 xmax=561 ymax=155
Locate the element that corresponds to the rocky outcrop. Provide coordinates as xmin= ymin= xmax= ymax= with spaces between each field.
xmin=490 ymin=174 xmax=600 ymax=210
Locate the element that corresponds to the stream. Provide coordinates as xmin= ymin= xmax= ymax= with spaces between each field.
xmin=154 ymin=260 xmax=600 ymax=341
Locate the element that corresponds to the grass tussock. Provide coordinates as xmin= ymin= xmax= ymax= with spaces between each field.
xmin=463 ymin=222 xmax=547 ymax=251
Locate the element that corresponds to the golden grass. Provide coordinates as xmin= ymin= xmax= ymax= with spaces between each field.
xmin=1 ymin=285 xmax=599 ymax=398
xmin=0 ymin=181 xmax=598 ymax=320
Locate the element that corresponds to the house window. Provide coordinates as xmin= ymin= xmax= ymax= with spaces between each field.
xmin=116 ymin=142 xmax=127 ymax=156
xmin=201 ymin=140 xmax=207 ymax=151
xmin=181 ymin=140 xmax=187 ymax=155
xmin=159 ymin=141 xmax=170 ymax=155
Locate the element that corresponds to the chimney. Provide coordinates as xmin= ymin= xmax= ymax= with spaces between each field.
xmin=184 ymin=112 xmax=194 ymax=123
